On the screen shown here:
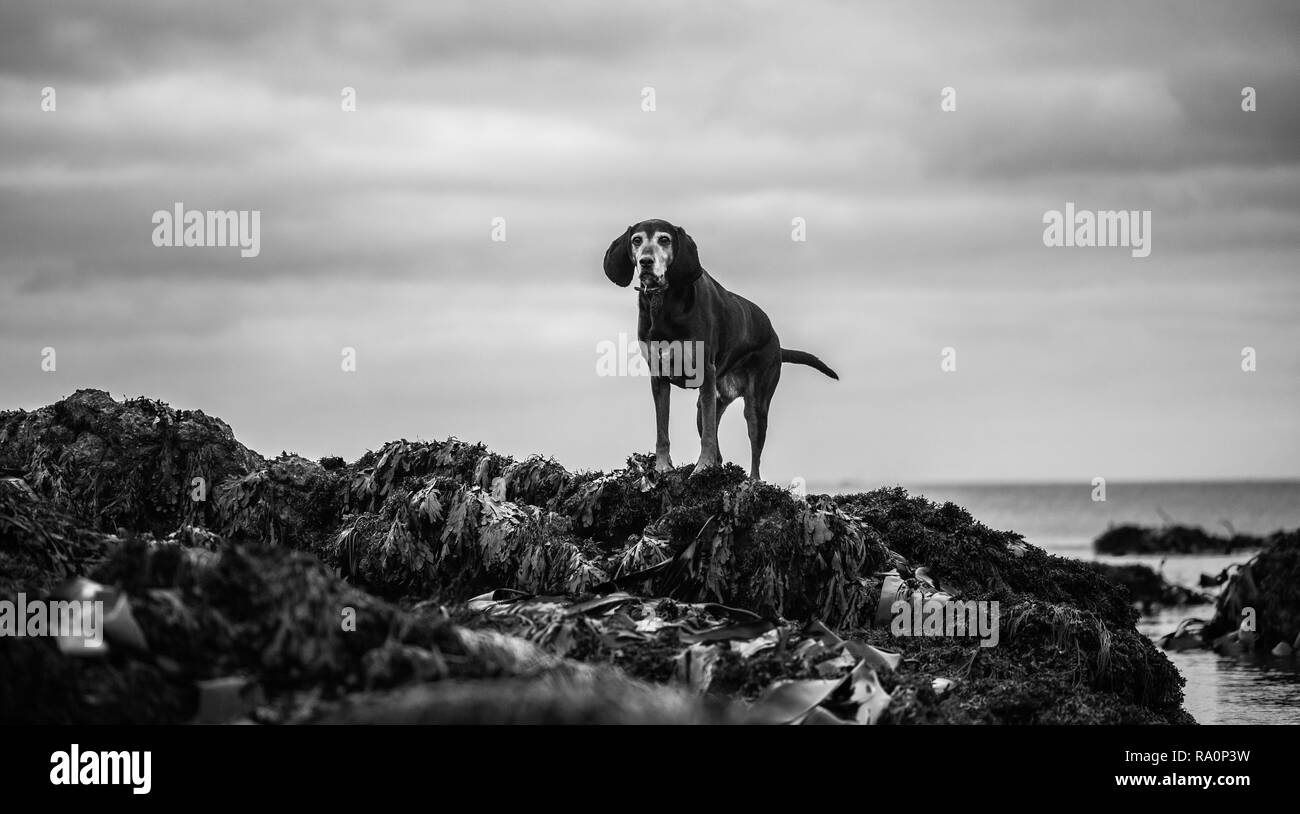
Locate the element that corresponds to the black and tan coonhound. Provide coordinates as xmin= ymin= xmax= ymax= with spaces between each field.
xmin=603 ymin=219 xmax=838 ymax=480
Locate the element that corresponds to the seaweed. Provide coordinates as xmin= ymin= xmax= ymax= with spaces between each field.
xmin=0 ymin=390 xmax=1193 ymax=724
xmin=1195 ymin=534 xmax=1300 ymax=653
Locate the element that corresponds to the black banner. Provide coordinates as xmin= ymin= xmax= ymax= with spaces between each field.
xmin=0 ymin=725 xmax=1284 ymax=802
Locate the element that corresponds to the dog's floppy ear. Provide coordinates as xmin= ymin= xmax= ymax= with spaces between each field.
xmin=603 ymin=226 xmax=635 ymax=287
xmin=668 ymin=226 xmax=702 ymax=288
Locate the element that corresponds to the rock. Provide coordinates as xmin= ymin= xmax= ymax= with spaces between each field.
xmin=1086 ymin=562 xmax=1211 ymax=610
xmin=1094 ymin=522 xmax=1288 ymax=556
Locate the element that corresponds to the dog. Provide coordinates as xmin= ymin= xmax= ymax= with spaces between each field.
xmin=603 ymin=219 xmax=838 ymax=480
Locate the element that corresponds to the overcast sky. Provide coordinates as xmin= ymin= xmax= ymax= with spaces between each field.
xmin=1 ymin=0 xmax=1297 ymax=485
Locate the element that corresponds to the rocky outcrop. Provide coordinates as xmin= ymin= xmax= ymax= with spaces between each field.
xmin=0 ymin=390 xmax=1191 ymax=724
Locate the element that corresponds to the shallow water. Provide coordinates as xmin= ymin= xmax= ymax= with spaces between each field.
xmin=818 ymin=480 xmax=1300 ymax=725
xmin=1083 ymin=553 xmax=1300 ymax=724
xmin=1136 ymin=608 xmax=1300 ymax=725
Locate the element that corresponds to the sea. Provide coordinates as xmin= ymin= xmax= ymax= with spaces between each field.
xmin=809 ymin=479 xmax=1300 ymax=725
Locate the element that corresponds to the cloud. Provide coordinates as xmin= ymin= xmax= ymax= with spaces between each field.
xmin=1 ymin=0 xmax=1297 ymax=481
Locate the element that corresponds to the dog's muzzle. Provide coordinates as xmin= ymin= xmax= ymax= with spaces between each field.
xmin=637 ymin=272 xmax=667 ymax=293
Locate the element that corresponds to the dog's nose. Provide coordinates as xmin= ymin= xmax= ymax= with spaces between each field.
xmin=638 ymin=256 xmax=655 ymax=269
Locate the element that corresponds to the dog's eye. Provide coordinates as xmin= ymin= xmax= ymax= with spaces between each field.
xmin=658 ymin=236 xmax=671 ymax=245
xmin=632 ymin=236 xmax=642 ymax=246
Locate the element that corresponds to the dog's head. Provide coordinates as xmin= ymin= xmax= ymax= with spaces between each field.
xmin=603 ymin=219 xmax=702 ymax=292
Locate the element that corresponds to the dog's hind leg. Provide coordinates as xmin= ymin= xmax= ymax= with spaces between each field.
xmin=744 ymin=371 xmax=778 ymax=480
xmin=743 ymin=398 xmax=770 ymax=480
xmin=652 ymin=375 xmax=673 ymax=472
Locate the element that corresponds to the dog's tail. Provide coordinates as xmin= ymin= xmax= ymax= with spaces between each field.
xmin=781 ymin=348 xmax=839 ymax=380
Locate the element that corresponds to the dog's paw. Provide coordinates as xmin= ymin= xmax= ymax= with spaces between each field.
xmin=691 ymin=456 xmax=721 ymax=473
xmin=654 ymin=456 xmax=674 ymax=473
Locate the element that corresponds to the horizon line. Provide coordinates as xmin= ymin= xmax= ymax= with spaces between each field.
xmin=810 ymin=477 xmax=1300 ymax=489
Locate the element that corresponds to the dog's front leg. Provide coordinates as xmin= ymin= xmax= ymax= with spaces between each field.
xmin=694 ymin=361 xmax=721 ymax=470
xmin=651 ymin=375 xmax=673 ymax=472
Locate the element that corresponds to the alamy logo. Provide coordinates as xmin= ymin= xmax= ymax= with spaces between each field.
xmin=50 ymin=744 xmax=151 ymax=794
xmin=1042 ymin=202 xmax=1151 ymax=258
xmin=891 ymin=597 xmax=1000 ymax=648
xmin=596 ymin=332 xmax=704 ymax=386
xmin=0 ymin=592 xmax=102 ymax=648
xmin=151 ymin=203 xmax=261 ymax=258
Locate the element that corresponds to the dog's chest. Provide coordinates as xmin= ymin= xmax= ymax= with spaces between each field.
xmin=638 ymin=293 xmax=695 ymax=341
